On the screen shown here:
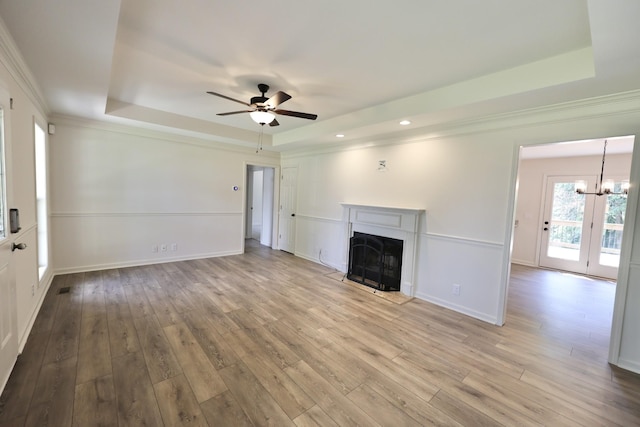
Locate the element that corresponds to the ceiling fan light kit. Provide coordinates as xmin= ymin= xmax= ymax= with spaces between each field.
xmin=249 ymin=110 xmax=276 ymax=125
xmin=207 ymin=83 xmax=317 ymax=128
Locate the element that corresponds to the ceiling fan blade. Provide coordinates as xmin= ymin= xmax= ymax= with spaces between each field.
xmin=274 ymin=109 xmax=318 ymax=120
xmin=206 ymin=91 xmax=251 ymax=107
xmin=217 ymin=110 xmax=253 ymax=116
xmin=264 ymin=91 xmax=291 ymax=109
xmin=269 ymin=118 xmax=280 ymax=127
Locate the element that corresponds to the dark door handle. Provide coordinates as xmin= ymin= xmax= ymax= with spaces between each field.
xmin=544 ymin=221 xmax=549 ymax=225
xmin=291 ymin=213 xmax=296 ymax=217
xmin=12 ymin=242 xmax=27 ymax=252
xmin=543 ymin=228 xmax=548 ymax=231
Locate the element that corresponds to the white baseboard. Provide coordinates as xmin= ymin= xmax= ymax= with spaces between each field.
xmin=18 ymin=271 xmax=54 ymax=353
xmin=414 ymin=292 xmax=499 ymax=325
xmin=53 ymin=250 xmax=242 ymax=275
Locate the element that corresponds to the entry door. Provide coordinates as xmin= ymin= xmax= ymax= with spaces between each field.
xmin=540 ymin=176 xmax=628 ymax=279
xmin=278 ymin=167 xmax=297 ymax=253
xmin=0 ymin=101 xmax=17 ymax=389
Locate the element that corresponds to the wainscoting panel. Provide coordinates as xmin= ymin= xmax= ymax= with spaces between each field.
xmin=294 ymin=214 xmax=347 ymax=271
xmin=618 ymin=263 xmax=640 ymax=373
xmin=414 ymin=233 xmax=506 ymax=324
xmin=51 ymin=212 xmax=244 ymax=273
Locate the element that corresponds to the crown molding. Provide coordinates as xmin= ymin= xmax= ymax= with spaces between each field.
xmin=49 ymin=113 xmax=281 ymax=160
xmin=282 ymin=89 xmax=640 ymax=159
xmin=0 ymin=15 xmax=49 ymax=116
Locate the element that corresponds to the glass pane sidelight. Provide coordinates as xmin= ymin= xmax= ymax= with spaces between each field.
xmin=547 ymin=182 xmax=586 ymax=261
xmin=0 ymin=107 xmax=4 ymax=239
xmin=34 ymin=122 xmax=48 ymax=278
xmin=599 ymin=182 xmax=627 ymax=267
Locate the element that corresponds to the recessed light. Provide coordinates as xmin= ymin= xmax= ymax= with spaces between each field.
xmin=336 ymin=134 xmax=345 ymax=138
xmin=399 ymin=120 xmax=411 ymax=126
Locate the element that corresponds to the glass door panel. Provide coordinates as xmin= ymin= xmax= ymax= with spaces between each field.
xmin=540 ymin=176 xmax=595 ymax=274
xmin=587 ymin=178 xmax=628 ymax=279
xmin=599 ymin=185 xmax=626 ymax=267
xmin=546 ymin=182 xmax=585 ymax=261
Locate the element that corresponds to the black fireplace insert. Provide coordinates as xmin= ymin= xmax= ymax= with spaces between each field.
xmin=347 ymin=232 xmax=403 ymax=291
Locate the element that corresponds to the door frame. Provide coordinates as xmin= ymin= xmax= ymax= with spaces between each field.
xmin=242 ymin=163 xmax=280 ymax=252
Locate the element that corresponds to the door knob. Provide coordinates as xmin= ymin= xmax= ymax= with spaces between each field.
xmin=291 ymin=213 xmax=296 ymax=217
xmin=543 ymin=228 xmax=548 ymax=231
xmin=12 ymin=242 xmax=26 ymax=252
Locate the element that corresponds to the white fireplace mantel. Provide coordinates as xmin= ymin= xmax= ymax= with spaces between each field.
xmin=342 ymin=203 xmax=425 ymax=296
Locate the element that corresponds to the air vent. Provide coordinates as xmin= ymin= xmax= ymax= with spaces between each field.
xmin=58 ymin=287 xmax=71 ymax=294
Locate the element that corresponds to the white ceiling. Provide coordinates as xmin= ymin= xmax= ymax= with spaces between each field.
xmin=520 ymin=135 xmax=635 ymax=159
xmin=1 ymin=1 xmax=639 ymax=153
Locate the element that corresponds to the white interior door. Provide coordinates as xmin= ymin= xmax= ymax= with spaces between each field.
xmin=278 ymin=167 xmax=297 ymax=253
xmin=0 ymin=101 xmax=18 ymax=391
xmin=540 ymin=175 xmax=628 ymax=279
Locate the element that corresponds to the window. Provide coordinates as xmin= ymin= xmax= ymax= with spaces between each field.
xmin=34 ymin=122 xmax=48 ymax=278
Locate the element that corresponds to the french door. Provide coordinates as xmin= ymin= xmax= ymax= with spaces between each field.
xmin=540 ymin=176 xmax=628 ymax=279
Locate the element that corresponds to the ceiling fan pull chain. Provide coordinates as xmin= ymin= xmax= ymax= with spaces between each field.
xmin=256 ymin=124 xmax=264 ymax=153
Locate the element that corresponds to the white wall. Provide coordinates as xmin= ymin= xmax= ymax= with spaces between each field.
xmin=285 ymin=133 xmax=513 ymax=323
xmin=49 ymin=118 xmax=279 ymax=273
xmin=513 ymin=153 xmax=632 ymax=266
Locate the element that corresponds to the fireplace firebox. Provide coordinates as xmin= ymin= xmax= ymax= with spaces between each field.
xmin=347 ymin=232 xmax=403 ymax=291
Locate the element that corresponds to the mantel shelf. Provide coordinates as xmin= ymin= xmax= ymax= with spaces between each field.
xmin=340 ymin=203 xmax=426 ymax=215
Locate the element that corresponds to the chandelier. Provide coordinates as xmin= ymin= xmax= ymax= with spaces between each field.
xmin=575 ymin=140 xmax=629 ymax=196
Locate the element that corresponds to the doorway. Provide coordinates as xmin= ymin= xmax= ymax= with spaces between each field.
xmin=509 ymin=134 xmax=636 ymax=368
xmin=245 ymin=165 xmax=276 ymax=248
xmin=513 ymin=136 xmax=634 ymax=280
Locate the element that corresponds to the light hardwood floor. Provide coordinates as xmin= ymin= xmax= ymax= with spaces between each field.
xmin=1 ymin=240 xmax=639 ymax=426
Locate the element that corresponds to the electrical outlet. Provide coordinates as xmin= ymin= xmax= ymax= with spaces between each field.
xmin=452 ymin=284 xmax=461 ymax=296
xmin=170 ymin=243 xmax=177 ymax=251
xmin=160 ymin=244 xmax=167 ymax=252
xmin=152 ymin=245 xmax=158 ymax=253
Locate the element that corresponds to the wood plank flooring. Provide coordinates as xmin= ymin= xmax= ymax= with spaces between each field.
xmin=1 ymin=241 xmax=639 ymax=426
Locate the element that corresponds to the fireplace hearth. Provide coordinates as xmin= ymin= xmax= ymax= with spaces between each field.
xmin=347 ymin=232 xmax=403 ymax=291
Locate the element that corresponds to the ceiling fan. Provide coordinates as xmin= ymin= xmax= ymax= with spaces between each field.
xmin=207 ymin=83 xmax=318 ymax=127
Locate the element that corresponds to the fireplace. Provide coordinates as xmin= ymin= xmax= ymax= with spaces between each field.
xmin=342 ymin=203 xmax=425 ymax=296
xmin=348 ymin=232 xmax=403 ymax=291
